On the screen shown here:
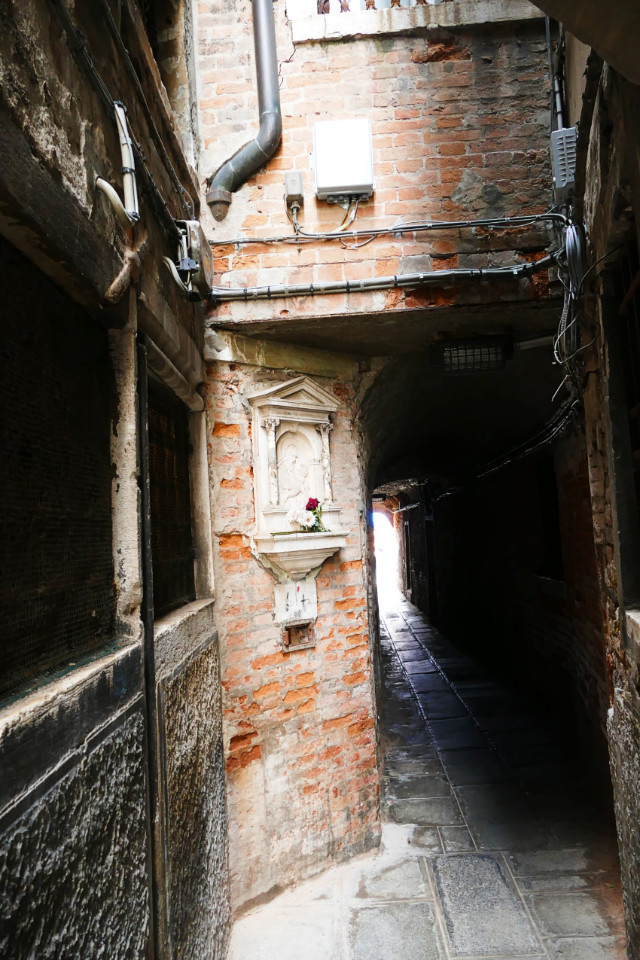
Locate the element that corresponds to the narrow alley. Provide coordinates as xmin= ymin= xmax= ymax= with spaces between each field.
xmin=4 ymin=2 xmax=640 ymax=958
xmin=229 ymin=594 xmax=626 ymax=960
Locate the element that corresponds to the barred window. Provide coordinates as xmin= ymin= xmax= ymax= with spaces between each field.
xmin=0 ymin=238 xmax=115 ymax=701
xmin=147 ymin=379 xmax=196 ymax=618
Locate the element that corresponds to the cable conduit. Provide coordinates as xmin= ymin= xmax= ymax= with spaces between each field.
xmin=206 ymin=251 xmax=560 ymax=305
xmin=209 ymin=211 xmax=568 ymax=247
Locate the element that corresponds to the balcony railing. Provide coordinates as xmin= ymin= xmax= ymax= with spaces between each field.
xmin=318 ymin=0 xmax=446 ymax=11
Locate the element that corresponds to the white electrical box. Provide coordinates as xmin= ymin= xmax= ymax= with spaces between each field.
xmin=551 ymin=127 xmax=577 ymax=204
xmin=314 ymin=119 xmax=374 ymax=203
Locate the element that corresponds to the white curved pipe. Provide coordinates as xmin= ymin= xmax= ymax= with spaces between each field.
xmin=162 ymin=256 xmax=193 ymax=298
xmin=95 ymin=176 xmax=135 ymax=228
xmin=113 ymin=101 xmax=139 ymax=221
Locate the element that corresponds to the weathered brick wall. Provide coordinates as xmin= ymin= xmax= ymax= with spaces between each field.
xmin=569 ymin=61 xmax=640 ymax=956
xmin=205 ymin=360 xmax=379 ymax=909
xmin=197 ymin=0 xmax=552 ymax=327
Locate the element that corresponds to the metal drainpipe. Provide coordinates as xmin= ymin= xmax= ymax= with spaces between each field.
xmin=206 ymin=0 xmax=282 ymax=221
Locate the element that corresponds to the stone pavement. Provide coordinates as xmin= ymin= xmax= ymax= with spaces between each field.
xmin=228 ymin=596 xmax=627 ymax=960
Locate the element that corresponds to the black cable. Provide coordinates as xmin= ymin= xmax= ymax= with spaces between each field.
xmin=210 ymin=212 xmax=568 ymax=249
xmin=432 ymin=397 xmax=580 ymax=500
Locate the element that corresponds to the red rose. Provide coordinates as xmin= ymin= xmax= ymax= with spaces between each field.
xmin=306 ymin=497 xmax=319 ymax=511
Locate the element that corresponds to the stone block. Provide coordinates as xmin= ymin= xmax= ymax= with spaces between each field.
xmin=348 ymin=902 xmax=445 ymax=960
xmin=432 ymin=854 xmax=542 ymax=956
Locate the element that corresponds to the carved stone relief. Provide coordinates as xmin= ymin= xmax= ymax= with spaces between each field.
xmin=247 ymin=376 xmax=348 ymax=583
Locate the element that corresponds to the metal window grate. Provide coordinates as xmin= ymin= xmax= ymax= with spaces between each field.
xmin=148 ymin=379 xmax=195 ymax=618
xmin=439 ymin=340 xmax=508 ymax=374
xmin=0 ymin=238 xmax=115 ymax=702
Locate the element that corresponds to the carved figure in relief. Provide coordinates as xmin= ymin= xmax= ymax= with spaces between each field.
xmin=277 ymin=435 xmax=310 ymax=507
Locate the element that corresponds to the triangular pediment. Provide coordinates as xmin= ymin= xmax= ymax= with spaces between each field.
xmin=248 ymin=376 xmax=340 ymax=413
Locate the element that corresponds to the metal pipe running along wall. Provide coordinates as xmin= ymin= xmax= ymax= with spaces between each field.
xmin=206 ymin=0 xmax=282 ymax=221
xmin=206 ymin=252 xmax=559 ymax=305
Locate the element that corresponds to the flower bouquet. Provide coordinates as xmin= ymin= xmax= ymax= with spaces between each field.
xmin=286 ymin=497 xmax=326 ymax=533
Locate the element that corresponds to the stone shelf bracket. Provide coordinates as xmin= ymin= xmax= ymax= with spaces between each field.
xmin=248 ymin=376 xmax=348 ymax=583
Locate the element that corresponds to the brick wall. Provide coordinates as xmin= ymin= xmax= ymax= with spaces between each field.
xmin=197 ymin=1 xmax=552 ymax=327
xmin=575 ymin=65 xmax=640 ymax=951
xmin=206 ymin=360 xmax=379 ymax=910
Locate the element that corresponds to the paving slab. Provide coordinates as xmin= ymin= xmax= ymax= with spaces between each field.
xmin=387 ymin=796 xmax=463 ymax=826
xmin=527 ymin=891 xmax=612 ymax=937
xmin=432 ymin=854 xmax=542 ymax=956
xmin=418 ymin=692 xmax=469 ymax=719
xmin=384 ymin=743 xmax=439 ymax=762
xmin=469 ymin=817 xmax=556 ymax=852
xmin=508 ymin=848 xmax=589 ymax=875
xmin=380 ymin=822 xmax=442 ymax=856
xmin=439 ymin=825 xmax=476 ymax=852
xmin=440 ymin=748 xmax=513 ymax=785
xmin=428 ymin=718 xmax=489 ymax=751
xmin=398 ymin=648 xmax=433 ymax=662
xmin=455 ymin=782 xmax=533 ymax=821
xmin=409 ymin=674 xmax=452 ymax=694
xmin=516 ymin=874 xmax=591 ymax=892
xmin=547 ymin=936 xmax=628 ymax=959
xmin=384 ymin=773 xmax=452 ymax=800
xmin=384 ymin=755 xmax=444 ymax=778
xmin=348 ymin=902 xmax=445 ymax=960
xmin=403 ymin=659 xmax=438 ymax=675
xmin=355 ymin=858 xmax=431 ymax=900
xmin=408 ymin=825 xmax=444 ymax=853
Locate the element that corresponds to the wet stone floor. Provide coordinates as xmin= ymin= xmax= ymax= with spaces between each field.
xmin=229 ymin=597 xmax=627 ymax=960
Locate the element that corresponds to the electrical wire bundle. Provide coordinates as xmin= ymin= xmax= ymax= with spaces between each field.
xmin=553 ymin=220 xmax=622 ymax=399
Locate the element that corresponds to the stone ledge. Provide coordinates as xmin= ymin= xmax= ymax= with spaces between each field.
xmin=0 ymin=642 xmax=143 ymax=816
xmin=154 ymin=597 xmax=217 ymax=682
xmin=290 ymin=0 xmax=544 ymax=44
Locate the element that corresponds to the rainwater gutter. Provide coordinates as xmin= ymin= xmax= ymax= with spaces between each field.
xmin=206 ymin=252 xmax=559 ymax=305
xmin=206 ymin=0 xmax=282 ymax=221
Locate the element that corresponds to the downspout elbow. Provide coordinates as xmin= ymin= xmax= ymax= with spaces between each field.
xmin=256 ymin=109 xmax=282 ymax=155
xmin=206 ymin=108 xmax=282 ymax=221
xmin=206 ymin=0 xmax=281 ymax=221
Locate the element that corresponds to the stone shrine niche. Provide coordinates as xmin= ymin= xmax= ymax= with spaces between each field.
xmin=248 ymin=376 xmax=348 ymax=584
xmin=277 ymin=427 xmax=315 ymax=511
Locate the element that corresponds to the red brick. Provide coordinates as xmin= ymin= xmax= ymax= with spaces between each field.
xmin=212 ymin=421 xmax=241 ymax=438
